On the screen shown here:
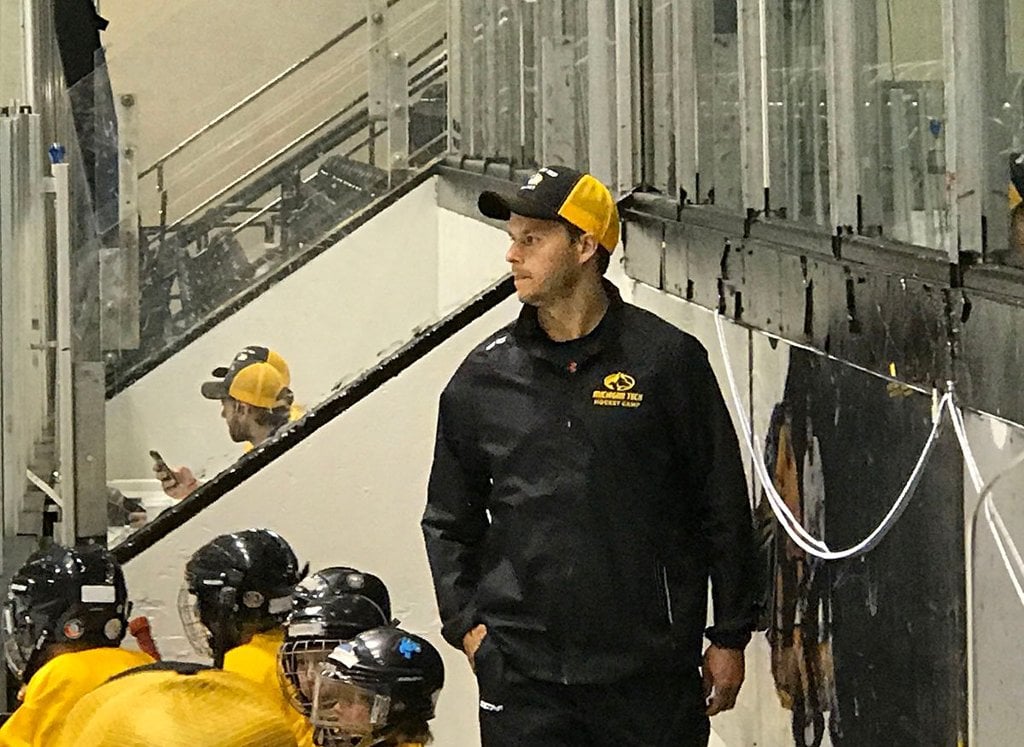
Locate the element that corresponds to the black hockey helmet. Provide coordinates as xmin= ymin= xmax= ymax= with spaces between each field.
xmin=3 ymin=544 xmax=130 ymax=682
xmin=292 ymin=566 xmax=393 ymax=623
xmin=178 ymin=529 xmax=306 ymax=665
xmin=310 ymin=627 xmax=444 ymax=740
xmin=279 ymin=592 xmax=391 ymax=713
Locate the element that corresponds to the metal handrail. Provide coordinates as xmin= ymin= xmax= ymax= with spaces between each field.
xmin=161 ymin=42 xmax=447 ymax=234
xmin=138 ymin=0 xmax=405 ymax=178
xmin=167 ymin=95 xmax=369 ymax=232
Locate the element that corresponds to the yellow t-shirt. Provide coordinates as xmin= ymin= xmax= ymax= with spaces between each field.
xmin=223 ymin=629 xmax=314 ymax=747
xmin=0 ymin=646 xmax=153 ymax=747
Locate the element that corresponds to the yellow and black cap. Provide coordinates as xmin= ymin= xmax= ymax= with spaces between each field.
xmin=207 ymin=345 xmax=291 ymax=387
xmin=1010 ymin=153 xmax=1024 ymax=210
xmin=201 ymin=346 xmax=291 ymax=410
xmin=478 ymin=165 xmax=620 ymax=252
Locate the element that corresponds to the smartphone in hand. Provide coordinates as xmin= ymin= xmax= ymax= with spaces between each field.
xmin=150 ymin=450 xmax=178 ymax=488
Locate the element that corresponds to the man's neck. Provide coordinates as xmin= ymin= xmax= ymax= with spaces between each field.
xmin=537 ymin=276 xmax=609 ymax=342
xmin=248 ymin=422 xmax=275 ymax=446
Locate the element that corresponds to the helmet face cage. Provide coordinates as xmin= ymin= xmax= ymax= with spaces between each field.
xmin=2 ymin=597 xmax=39 ymax=681
xmin=278 ymin=637 xmax=345 ymax=713
xmin=177 ymin=583 xmax=214 ymax=658
xmin=310 ymin=668 xmax=391 ymax=736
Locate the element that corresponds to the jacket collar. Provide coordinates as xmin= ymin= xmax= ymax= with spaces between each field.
xmin=512 ymin=279 xmax=624 ymax=367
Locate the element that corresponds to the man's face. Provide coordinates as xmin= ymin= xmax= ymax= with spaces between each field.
xmin=220 ymin=398 xmax=254 ymax=443
xmin=505 ymin=214 xmax=588 ymax=307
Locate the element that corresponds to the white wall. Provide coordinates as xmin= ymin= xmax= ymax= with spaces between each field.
xmin=122 ymin=296 xmax=522 ymax=747
xmin=116 ymin=203 xmax=781 ymax=746
xmin=100 ymin=1 xmax=376 ymax=167
xmin=963 ymin=412 xmax=1024 ymax=746
xmin=106 ymin=178 xmax=441 ymax=483
xmin=0 ymin=2 xmax=26 ymax=103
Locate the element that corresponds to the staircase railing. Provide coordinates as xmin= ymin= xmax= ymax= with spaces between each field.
xmin=96 ymin=0 xmax=449 ymax=391
xmin=112 ymin=275 xmax=514 ymax=563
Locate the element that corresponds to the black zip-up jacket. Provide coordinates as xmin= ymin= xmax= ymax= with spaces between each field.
xmin=421 ymin=282 xmax=756 ymax=684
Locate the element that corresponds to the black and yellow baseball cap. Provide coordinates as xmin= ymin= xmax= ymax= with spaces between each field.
xmin=208 ymin=346 xmax=291 ymax=387
xmin=201 ymin=359 xmax=290 ymax=410
xmin=1010 ymin=153 xmax=1024 ymax=210
xmin=478 ymin=165 xmax=620 ymax=252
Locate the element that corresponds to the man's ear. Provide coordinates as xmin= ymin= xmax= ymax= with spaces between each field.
xmin=576 ymin=234 xmax=600 ymax=266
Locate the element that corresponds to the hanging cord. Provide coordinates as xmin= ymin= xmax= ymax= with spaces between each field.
xmin=714 ymin=313 xmax=949 ymax=560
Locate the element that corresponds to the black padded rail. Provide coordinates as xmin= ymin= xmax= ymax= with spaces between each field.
xmin=111 ymin=275 xmax=515 ymax=564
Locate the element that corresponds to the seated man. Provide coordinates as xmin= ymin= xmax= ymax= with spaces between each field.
xmin=156 ymin=345 xmax=298 ymax=499
xmin=179 ymin=528 xmax=314 ymax=747
xmin=0 ymin=545 xmax=154 ymax=746
xmin=53 ymin=662 xmax=298 ymax=746
xmin=309 ymin=627 xmax=444 ymax=747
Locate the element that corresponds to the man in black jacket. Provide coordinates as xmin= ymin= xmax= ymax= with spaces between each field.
xmin=421 ymin=166 xmax=756 ymax=746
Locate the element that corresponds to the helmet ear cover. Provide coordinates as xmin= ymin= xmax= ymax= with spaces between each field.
xmin=4 ymin=545 xmax=130 ymax=682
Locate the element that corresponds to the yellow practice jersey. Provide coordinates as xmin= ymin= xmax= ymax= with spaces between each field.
xmin=223 ymin=629 xmax=315 ymax=747
xmin=0 ymin=646 xmax=153 ymax=747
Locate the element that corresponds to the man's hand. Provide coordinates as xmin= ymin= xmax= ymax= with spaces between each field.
xmin=702 ymin=644 xmax=745 ymax=716
xmin=153 ymin=463 xmax=199 ymax=500
xmin=462 ymin=623 xmax=488 ymax=672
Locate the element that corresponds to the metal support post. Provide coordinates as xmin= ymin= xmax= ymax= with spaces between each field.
xmin=613 ymin=0 xmax=637 ymax=196
xmin=888 ymin=87 xmax=913 ymax=244
xmin=72 ymin=362 xmax=106 ymax=541
xmin=540 ymin=31 xmax=576 ymax=166
xmin=519 ymin=0 xmax=538 ymax=164
xmin=447 ymin=0 xmax=464 ymax=153
xmin=0 ymin=114 xmax=13 ymax=543
xmin=649 ymin=0 xmax=673 ymax=193
xmin=978 ymin=0 xmax=1010 ymax=259
xmin=50 ymin=158 xmax=76 ymax=546
xmin=824 ymin=0 xmax=858 ymax=230
xmin=99 ymin=92 xmax=140 ymax=351
xmin=587 ymin=0 xmax=616 ymax=186
xmin=367 ymin=0 xmax=390 ymax=123
xmin=737 ymin=0 xmax=768 ymax=211
xmin=942 ymin=0 xmax=984 ymax=261
xmin=386 ymin=50 xmax=410 ymax=180
xmin=671 ymin=0 xmax=699 ymax=200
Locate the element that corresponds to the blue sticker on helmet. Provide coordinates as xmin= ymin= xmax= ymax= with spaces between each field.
xmin=398 ymin=637 xmax=422 ymax=660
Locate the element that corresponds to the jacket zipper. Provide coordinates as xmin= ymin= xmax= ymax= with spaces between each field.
xmin=661 ymin=565 xmax=674 ymax=625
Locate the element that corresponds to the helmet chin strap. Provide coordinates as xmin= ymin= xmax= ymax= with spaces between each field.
xmin=352 ymin=727 xmax=400 ymax=747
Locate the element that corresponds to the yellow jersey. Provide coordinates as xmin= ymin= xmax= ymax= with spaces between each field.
xmin=0 ymin=646 xmax=153 ymax=747
xmin=223 ymin=629 xmax=315 ymax=747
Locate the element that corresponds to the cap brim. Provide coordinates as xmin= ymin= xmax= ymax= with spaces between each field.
xmin=478 ymin=190 xmax=560 ymax=222
xmin=200 ymin=381 xmax=230 ymax=400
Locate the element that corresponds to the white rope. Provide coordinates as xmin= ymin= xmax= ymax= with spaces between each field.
xmin=714 ymin=312 xmax=948 ymax=560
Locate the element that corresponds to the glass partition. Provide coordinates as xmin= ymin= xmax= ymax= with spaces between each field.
xmin=764 ymin=0 xmax=829 ymax=225
xmin=63 ymin=0 xmax=479 ymax=550
xmin=855 ymin=0 xmax=949 ymax=248
xmin=79 ymin=0 xmax=451 ymax=389
xmin=982 ymin=0 xmax=1024 ymax=266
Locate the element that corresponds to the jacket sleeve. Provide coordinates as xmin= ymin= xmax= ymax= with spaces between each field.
xmin=677 ymin=343 xmax=757 ymax=650
xmin=421 ymin=387 xmax=491 ymax=649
